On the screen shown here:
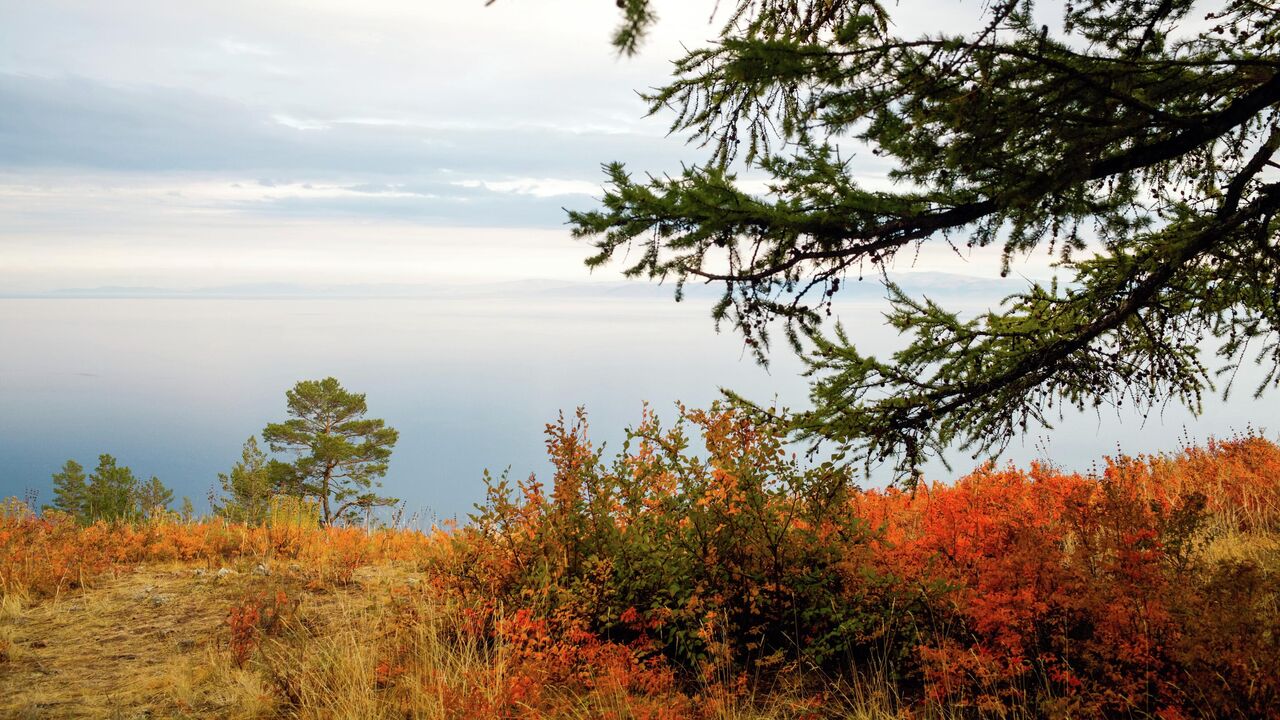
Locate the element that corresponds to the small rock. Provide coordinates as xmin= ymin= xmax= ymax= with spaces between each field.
xmin=192 ymin=568 xmax=207 ymax=577
xmin=150 ymin=595 xmax=169 ymax=607
xmin=131 ymin=579 xmax=157 ymax=597
xmin=253 ymin=563 xmax=271 ymax=576
xmin=216 ymin=567 xmax=237 ymax=578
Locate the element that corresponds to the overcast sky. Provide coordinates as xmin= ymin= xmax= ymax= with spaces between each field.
xmin=0 ymin=0 xmax=1052 ymax=293
xmin=0 ymin=1 xmax=687 ymax=290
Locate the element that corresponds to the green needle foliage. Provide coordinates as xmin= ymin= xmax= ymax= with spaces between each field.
xmin=567 ymin=0 xmax=1280 ymax=482
xmin=135 ymin=475 xmax=174 ymax=519
xmin=48 ymin=456 xmax=170 ymax=523
xmin=214 ymin=436 xmax=274 ymax=525
xmin=86 ymin=454 xmax=139 ymax=522
xmin=48 ymin=459 xmax=87 ymax=522
xmin=263 ymin=377 xmax=399 ymax=525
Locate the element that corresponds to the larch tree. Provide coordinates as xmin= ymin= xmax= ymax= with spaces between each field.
xmin=550 ymin=0 xmax=1280 ymax=481
xmin=262 ymin=377 xmax=399 ymax=525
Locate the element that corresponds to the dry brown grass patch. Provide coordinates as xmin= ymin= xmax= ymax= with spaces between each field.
xmin=0 ymin=561 xmax=406 ymax=718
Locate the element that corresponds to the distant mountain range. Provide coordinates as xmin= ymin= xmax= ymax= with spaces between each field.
xmin=4 ymin=272 xmax=1043 ymax=302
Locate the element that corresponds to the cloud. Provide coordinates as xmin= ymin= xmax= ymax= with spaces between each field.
xmin=271 ymin=114 xmax=329 ymax=131
xmin=0 ymin=0 xmax=969 ymax=293
xmin=453 ymin=178 xmax=600 ymax=198
xmin=0 ymin=213 xmax=601 ymax=293
xmin=218 ymin=38 xmax=278 ymax=57
xmin=0 ymin=73 xmax=695 ymax=178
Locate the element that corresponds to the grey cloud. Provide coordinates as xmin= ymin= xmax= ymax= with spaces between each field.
xmin=234 ymin=180 xmax=598 ymax=227
xmin=0 ymin=73 xmax=697 ymax=180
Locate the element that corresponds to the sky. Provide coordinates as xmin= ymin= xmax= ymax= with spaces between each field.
xmin=0 ymin=0 xmax=711 ymax=291
xmin=0 ymin=0 xmax=1045 ymax=294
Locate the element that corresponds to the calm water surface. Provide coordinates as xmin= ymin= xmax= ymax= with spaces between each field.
xmin=1 ymin=297 xmax=1275 ymax=521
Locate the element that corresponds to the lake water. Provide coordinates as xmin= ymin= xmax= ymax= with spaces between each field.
xmin=2 ymin=296 xmax=1276 ymax=522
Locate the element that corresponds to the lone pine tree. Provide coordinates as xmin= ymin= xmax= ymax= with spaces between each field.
xmin=555 ymin=0 xmax=1280 ymax=481
xmin=263 ymin=378 xmax=399 ymax=525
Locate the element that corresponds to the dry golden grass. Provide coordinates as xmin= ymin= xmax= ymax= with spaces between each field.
xmin=0 ymin=558 xmax=934 ymax=720
xmin=1200 ymin=520 xmax=1280 ymax=570
xmin=3 ymin=541 xmax=1269 ymax=719
xmin=0 ymin=560 xmax=412 ymax=719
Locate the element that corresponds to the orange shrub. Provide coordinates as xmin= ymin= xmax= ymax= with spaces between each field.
xmin=843 ymin=435 xmax=1280 ymax=718
xmin=227 ymin=589 xmax=296 ymax=667
xmin=445 ymin=406 xmax=942 ymax=698
xmin=441 ymin=411 xmax=1280 ymax=719
xmin=0 ymin=509 xmax=439 ymax=601
xmin=4 ymin=416 xmax=1279 ymax=719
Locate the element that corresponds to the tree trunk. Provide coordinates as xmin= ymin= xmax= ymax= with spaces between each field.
xmin=321 ymin=464 xmax=333 ymax=525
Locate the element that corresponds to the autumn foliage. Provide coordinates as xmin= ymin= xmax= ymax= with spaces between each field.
xmin=3 ymin=409 xmax=1280 ymax=718
xmin=0 ymin=501 xmax=438 ymax=603
xmin=443 ymin=408 xmax=1280 ymax=718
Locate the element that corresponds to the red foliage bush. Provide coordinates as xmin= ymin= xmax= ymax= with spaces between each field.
xmin=227 ymin=589 xmax=296 ymax=667
xmin=441 ymin=408 xmax=1280 ymax=718
xmin=4 ymin=413 xmax=1279 ymax=718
